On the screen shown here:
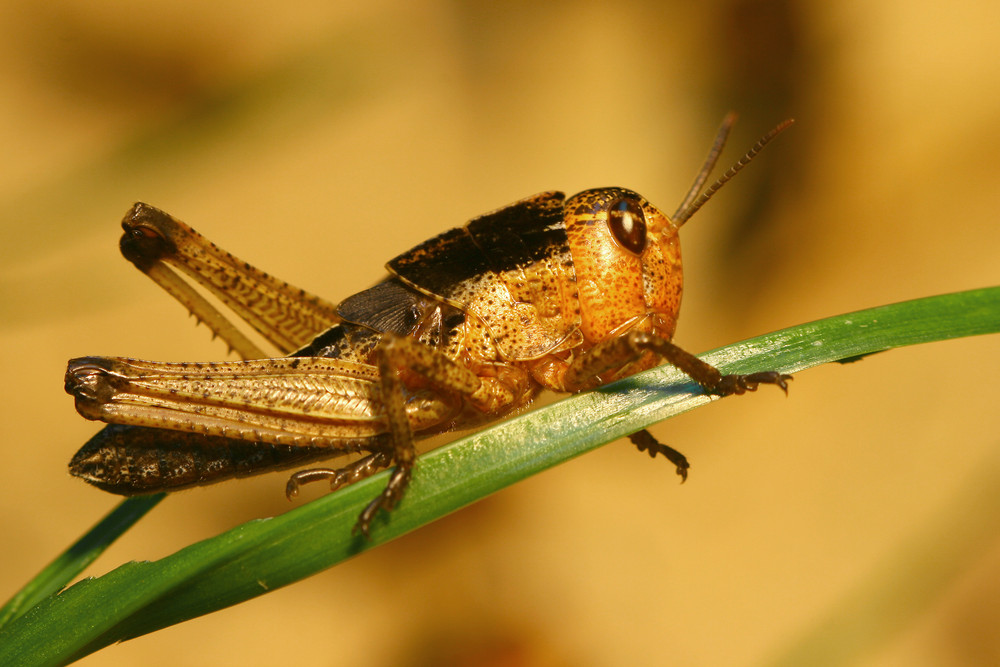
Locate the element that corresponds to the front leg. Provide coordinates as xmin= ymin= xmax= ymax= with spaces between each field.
xmin=562 ymin=330 xmax=791 ymax=396
xmin=562 ymin=329 xmax=791 ymax=481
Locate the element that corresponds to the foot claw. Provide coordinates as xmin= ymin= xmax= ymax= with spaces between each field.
xmin=352 ymin=497 xmax=382 ymax=538
xmin=713 ymin=371 xmax=792 ymax=397
xmin=629 ymin=430 xmax=690 ymax=482
xmin=349 ymin=465 xmax=411 ymax=538
xmin=675 ymin=461 xmax=689 ymax=483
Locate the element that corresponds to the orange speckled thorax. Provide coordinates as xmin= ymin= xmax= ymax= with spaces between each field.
xmin=564 ymin=188 xmax=683 ymax=347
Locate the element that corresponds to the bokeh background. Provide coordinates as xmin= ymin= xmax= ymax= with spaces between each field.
xmin=2 ymin=1 xmax=1000 ymax=665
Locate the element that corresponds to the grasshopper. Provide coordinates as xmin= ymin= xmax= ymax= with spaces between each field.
xmin=65 ymin=116 xmax=793 ymax=536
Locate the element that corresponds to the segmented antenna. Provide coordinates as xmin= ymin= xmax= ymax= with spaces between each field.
xmin=672 ymin=116 xmax=795 ymax=227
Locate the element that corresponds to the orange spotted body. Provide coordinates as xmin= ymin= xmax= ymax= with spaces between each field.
xmin=65 ymin=117 xmax=792 ymax=536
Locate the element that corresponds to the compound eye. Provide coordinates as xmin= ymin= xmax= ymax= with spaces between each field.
xmin=607 ymin=198 xmax=647 ymax=255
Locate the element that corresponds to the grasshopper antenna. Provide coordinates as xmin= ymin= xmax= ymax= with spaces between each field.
xmin=673 ymin=115 xmax=795 ymax=227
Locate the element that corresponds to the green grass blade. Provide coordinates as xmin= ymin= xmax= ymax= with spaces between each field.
xmin=0 ymin=495 xmax=163 ymax=632
xmin=0 ymin=286 xmax=997 ymax=666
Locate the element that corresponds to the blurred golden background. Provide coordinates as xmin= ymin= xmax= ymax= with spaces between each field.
xmin=2 ymin=0 xmax=999 ymax=665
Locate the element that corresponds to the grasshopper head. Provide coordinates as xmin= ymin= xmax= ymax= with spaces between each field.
xmin=564 ymin=188 xmax=682 ymax=346
xmin=562 ymin=119 xmax=794 ymax=350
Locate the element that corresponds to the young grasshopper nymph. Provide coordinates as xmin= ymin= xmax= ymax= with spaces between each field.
xmin=65 ymin=115 xmax=793 ymax=537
